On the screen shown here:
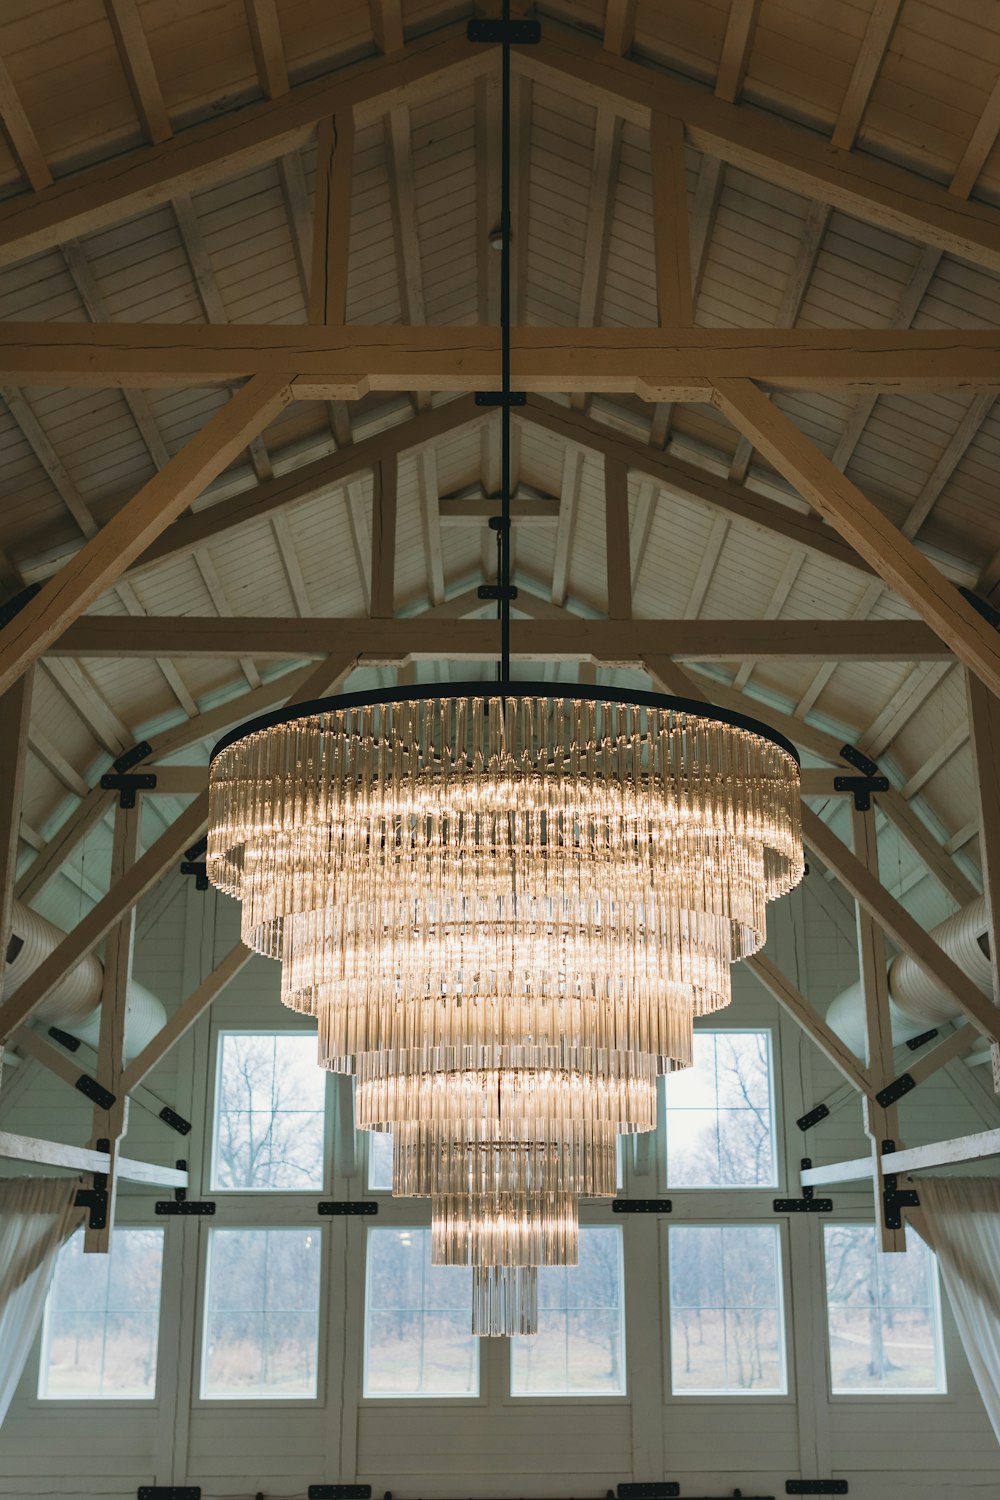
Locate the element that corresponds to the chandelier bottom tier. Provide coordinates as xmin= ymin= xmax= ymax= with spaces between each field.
xmin=207 ymin=685 xmax=804 ymax=1335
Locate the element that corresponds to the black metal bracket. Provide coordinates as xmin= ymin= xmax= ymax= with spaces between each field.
xmin=185 ymin=835 xmax=208 ymax=861
xmin=617 ymin=1485 xmax=679 ymax=1498
xmin=881 ymin=1141 xmax=919 ymax=1231
xmin=832 ymin=774 xmax=889 ymax=811
xmin=786 ymin=1484 xmax=848 ymax=1496
xmin=905 ymin=1027 xmax=939 ymax=1051
xmin=158 ymin=1104 xmax=192 ymax=1136
xmin=475 ymin=389 xmax=527 ymax=406
xmin=467 ymin=18 xmax=541 ymax=43
xmin=114 ymin=740 xmax=153 ymax=773
xmin=612 ymin=1198 xmax=672 ymax=1214
xmin=478 ymin=584 xmax=519 ymax=600
xmin=796 ymin=1102 xmax=830 ymax=1132
xmin=48 ymin=1024 xmax=81 ymax=1052
xmin=876 ymin=1072 xmax=916 ymax=1108
xmin=489 ymin=514 xmax=511 ymax=532
xmin=0 ymin=580 xmax=42 ymax=629
xmin=75 ymin=1140 xmax=110 ymax=1230
xmin=838 ymin=744 xmax=880 ymax=778
xmin=309 ymin=1486 xmax=371 ymax=1499
xmin=774 ymin=1159 xmax=832 ymax=1213
xmin=318 ymin=1200 xmax=378 ymax=1216
xmin=137 ymin=1489 xmax=201 ymax=1500
xmin=75 ymin=1073 xmax=116 ymax=1111
xmin=100 ymin=771 xmax=157 ymax=808
xmin=959 ymin=584 xmax=1000 ymax=631
xmin=155 ymin=1161 xmax=215 ymax=1217
xmin=180 ymin=861 xmax=209 ymax=891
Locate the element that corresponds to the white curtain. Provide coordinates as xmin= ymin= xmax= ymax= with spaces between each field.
xmin=918 ymin=1176 xmax=1000 ymax=1444
xmin=0 ymin=1177 xmax=82 ymax=1428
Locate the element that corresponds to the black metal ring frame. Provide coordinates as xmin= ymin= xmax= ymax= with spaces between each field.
xmin=210 ymin=681 xmax=800 ymax=765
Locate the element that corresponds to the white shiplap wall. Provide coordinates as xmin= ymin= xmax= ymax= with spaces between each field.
xmin=1 ymin=877 xmax=999 ymax=1498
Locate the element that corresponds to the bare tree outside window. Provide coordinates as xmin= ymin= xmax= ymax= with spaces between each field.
xmin=212 ymin=1031 xmax=326 ymax=1192
xmin=823 ymin=1224 xmax=945 ymax=1393
xmin=669 ymin=1224 xmax=786 ymax=1394
xmin=202 ymin=1228 xmax=322 ymax=1398
xmin=511 ymin=1227 xmax=626 ymax=1396
xmin=664 ymin=1031 xmax=777 ymax=1188
xmin=40 ymin=1229 xmax=164 ymax=1399
xmin=364 ymin=1229 xmax=478 ymax=1397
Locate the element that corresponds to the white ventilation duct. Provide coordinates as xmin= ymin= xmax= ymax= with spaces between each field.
xmin=3 ymin=898 xmax=166 ymax=1059
xmin=825 ymin=895 xmax=991 ymax=1057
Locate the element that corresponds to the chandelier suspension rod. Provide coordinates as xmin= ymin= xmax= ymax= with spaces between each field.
xmin=499 ymin=0 xmax=513 ymax=683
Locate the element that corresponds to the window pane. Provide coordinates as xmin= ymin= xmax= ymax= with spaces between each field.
xmin=40 ymin=1229 xmax=164 ymax=1399
xmin=511 ymin=1227 xmax=626 ymax=1396
xmin=665 ymin=1032 xmax=777 ymax=1188
xmin=202 ymin=1228 xmax=322 ymax=1398
xmin=368 ymin=1130 xmax=393 ymax=1192
xmin=669 ymin=1224 xmax=786 ymax=1394
xmin=365 ymin=1229 xmax=478 ymax=1397
xmin=212 ymin=1032 xmax=326 ymax=1191
xmin=823 ymin=1224 xmax=945 ymax=1394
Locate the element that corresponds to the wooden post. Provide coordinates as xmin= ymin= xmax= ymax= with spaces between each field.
xmin=851 ymin=803 xmax=906 ymax=1251
xmin=370 ymin=457 xmax=397 ymax=618
xmin=604 ymin=454 xmax=632 ymax=619
xmin=649 ymin=113 xmax=693 ymax=327
xmin=85 ymin=801 xmax=141 ymax=1253
xmin=966 ymin=669 xmax=1000 ymax=1093
xmin=0 ymin=667 xmax=32 ymax=1093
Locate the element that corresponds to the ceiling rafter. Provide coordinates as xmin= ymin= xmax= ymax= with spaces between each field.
xmin=714 ymin=0 xmax=761 ymax=105
xmin=831 ymin=0 xmax=902 ymax=152
xmin=0 ymin=51 xmax=51 ymax=190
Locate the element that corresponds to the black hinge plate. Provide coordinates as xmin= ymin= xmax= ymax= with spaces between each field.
xmin=796 ymin=1102 xmax=830 ymax=1131
xmin=158 ymin=1105 xmax=192 ymax=1135
xmin=48 ymin=1024 xmax=81 ymax=1052
xmin=832 ymin=774 xmax=889 ymax=811
xmin=137 ymin=1489 xmax=201 ymax=1500
xmin=839 ymin=744 xmax=879 ymax=777
xmin=75 ymin=1073 xmax=116 ymax=1110
xmin=906 ymin=1027 xmax=939 ymax=1051
xmin=617 ymin=1485 xmax=680 ymax=1498
xmin=180 ymin=860 xmax=209 ymax=890
xmin=467 ymin=18 xmax=541 ymax=43
xmin=318 ymin=1201 xmax=378 ymax=1216
xmin=100 ymin=772 xmax=157 ymax=807
xmin=475 ymin=389 xmax=527 ymax=405
xmin=612 ymin=1199 xmax=672 ymax=1214
xmin=114 ymin=740 xmax=153 ymax=773
xmin=876 ymin=1072 xmax=916 ymax=1107
xmin=75 ymin=1186 xmax=108 ymax=1230
xmin=775 ymin=1197 xmax=833 ymax=1213
xmin=155 ymin=1200 xmax=215 ymax=1216
xmin=309 ymin=1486 xmax=372 ymax=1499
xmin=786 ymin=1484 xmax=848 ymax=1496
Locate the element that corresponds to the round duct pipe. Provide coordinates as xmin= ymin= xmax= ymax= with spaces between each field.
xmin=825 ymin=895 xmax=990 ymax=1057
xmin=3 ymin=897 xmax=167 ymax=1059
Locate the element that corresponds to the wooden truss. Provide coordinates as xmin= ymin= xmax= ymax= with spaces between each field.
xmin=3 ymin=11 xmax=1000 ymax=1243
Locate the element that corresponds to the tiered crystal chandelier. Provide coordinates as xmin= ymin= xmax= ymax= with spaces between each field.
xmin=205 ymin=6 xmax=803 ymax=1336
xmin=207 ymin=685 xmax=803 ymax=1333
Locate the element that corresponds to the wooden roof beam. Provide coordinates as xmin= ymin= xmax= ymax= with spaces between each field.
xmin=519 ymin=23 xmax=1000 ymax=276
xmin=244 ymin=0 xmax=289 ymax=99
xmin=0 ymin=25 xmax=482 ymax=270
xmin=5 ymin=324 xmax=1000 ymax=392
xmin=370 ymin=0 xmax=404 ymax=55
xmin=0 ymin=376 xmax=292 ymax=700
xmin=0 ymin=53 xmax=51 ymax=190
xmin=104 ymin=0 xmax=172 ymax=144
xmin=712 ymin=377 xmax=1000 ymax=704
xmin=47 ymin=615 xmax=953 ymax=663
xmin=831 ymin=0 xmax=902 ymax=151
xmin=715 ymin=0 xmax=761 ymax=105
xmin=603 ymin=0 xmax=636 ymax=56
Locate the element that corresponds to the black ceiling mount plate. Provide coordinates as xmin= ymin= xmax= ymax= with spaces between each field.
xmin=137 ymin=1489 xmax=201 ymax=1500
xmin=318 ymin=1200 xmax=378 ymax=1216
xmin=308 ymin=1486 xmax=372 ymax=1499
xmin=467 ymin=18 xmax=541 ymax=43
xmin=617 ymin=1485 xmax=680 ymax=1498
xmin=612 ymin=1198 xmax=672 ymax=1214
xmin=796 ymin=1102 xmax=830 ymax=1131
xmin=786 ymin=1483 xmax=848 ymax=1495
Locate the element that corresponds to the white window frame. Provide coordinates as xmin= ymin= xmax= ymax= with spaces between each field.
xmin=659 ymin=1026 xmax=780 ymax=1194
xmin=196 ymin=1221 xmax=328 ymax=1407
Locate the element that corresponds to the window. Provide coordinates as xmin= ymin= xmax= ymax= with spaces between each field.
xmin=202 ymin=1228 xmax=322 ymax=1399
xmin=39 ymin=1228 xmax=164 ymax=1399
xmin=212 ymin=1031 xmax=326 ymax=1191
xmin=669 ymin=1224 xmax=786 ymax=1394
xmin=511 ymin=1227 xmax=626 ymax=1396
xmin=364 ymin=1228 xmax=478 ymax=1397
xmin=664 ymin=1030 xmax=777 ymax=1188
xmin=368 ymin=1129 xmax=393 ymax=1192
xmin=823 ymin=1224 xmax=945 ymax=1394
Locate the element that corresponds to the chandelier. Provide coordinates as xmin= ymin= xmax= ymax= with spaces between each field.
xmin=207 ymin=685 xmax=803 ymax=1333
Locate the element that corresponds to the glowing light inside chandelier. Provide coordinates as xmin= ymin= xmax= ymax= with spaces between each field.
xmin=207 ymin=684 xmax=804 ymax=1334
